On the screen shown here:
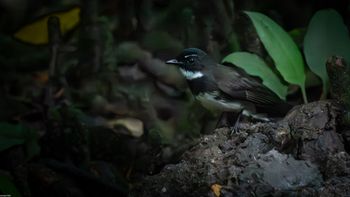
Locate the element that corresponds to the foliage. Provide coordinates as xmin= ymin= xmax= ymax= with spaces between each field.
xmin=304 ymin=9 xmax=350 ymax=98
xmin=245 ymin=11 xmax=308 ymax=103
xmin=237 ymin=10 xmax=350 ymax=102
xmin=0 ymin=122 xmax=40 ymax=159
xmin=0 ymin=175 xmax=21 ymax=197
xmin=222 ymin=52 xmax=288 ymax=100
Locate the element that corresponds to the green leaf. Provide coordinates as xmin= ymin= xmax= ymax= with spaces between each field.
xmin=0 ymin=122 xmax=40 ymax=159
xmin=304 ymin=9 xmax=350 ymax=99
xmin=0 ymin=174 xmax=22 ymax=197
xmin=245 ymin=11 xmax=307 ymax=103
xmin=0 ymin=123 xmax=26 ymax=152
xmin=0 ymin=136 xmax=24 ymax=152
xmin=222 ymin=52 xmax=288 ymax=100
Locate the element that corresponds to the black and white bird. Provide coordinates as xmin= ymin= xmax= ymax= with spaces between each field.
xmin=166 ymin=48 xmax=291 ymax=126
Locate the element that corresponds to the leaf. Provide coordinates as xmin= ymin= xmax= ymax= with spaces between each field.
xmin=14 ymin=6 xmax=80 ymax=45
xmin=0 ymin=123 xmax=26 ymax=152
xmin=304 ymin=9 xmax=350 ymax=98
xmin=0 ymin=136 xmax=24 ymax=152
xmin=0 ymin=174 xmax=22 ymax=197
xmin=211 ymin=184 xmax=222 ymax=197
xmin=107 ymin=118 xmax=144 ymax=138
xmin=222 ymin=52 xmax=288 ymax=100
xmin=245 ymin=11 xmax=307 ymax=103
xmin=0 ymin=122 xmax=40 ymax=159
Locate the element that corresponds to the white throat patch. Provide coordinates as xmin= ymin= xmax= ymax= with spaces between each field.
xmin=179 ymin=68 xmax=204 ymax=80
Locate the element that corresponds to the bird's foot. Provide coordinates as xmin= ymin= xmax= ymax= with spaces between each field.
xmin=230 ymin=125 xmax=240 ymax=135
xmin=230 ymin=110 xmax=243 ymax=135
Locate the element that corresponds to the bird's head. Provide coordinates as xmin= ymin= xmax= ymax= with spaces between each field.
xmin=166 ymin=48 xmax=208 ymax=80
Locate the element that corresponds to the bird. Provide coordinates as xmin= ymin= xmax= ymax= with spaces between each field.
xmin=165 ymin=48 xmax=292 ymax=130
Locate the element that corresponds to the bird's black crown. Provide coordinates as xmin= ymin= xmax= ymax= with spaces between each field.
xmin=166 ymin=48 xmax=207 ymax=71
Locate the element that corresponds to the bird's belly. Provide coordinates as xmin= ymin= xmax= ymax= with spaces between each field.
xmin=196 ymin=92 xmax=244 ymax=112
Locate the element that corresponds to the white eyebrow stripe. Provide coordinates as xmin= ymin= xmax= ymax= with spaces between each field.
xmin=184 ymin=54 xmax=198 ymax=58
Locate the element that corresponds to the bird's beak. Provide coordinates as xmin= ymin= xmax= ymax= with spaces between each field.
xmin=166 ymin=59 xmax=183 ymax=65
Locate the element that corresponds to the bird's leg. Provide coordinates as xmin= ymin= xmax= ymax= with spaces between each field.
xmin=215 ymin=112 xmax=226 ymax=128
xmin=215 ymin=112 xmax=235 ymax=128
xmin=230 ymin=109 xmax=243 ymax=135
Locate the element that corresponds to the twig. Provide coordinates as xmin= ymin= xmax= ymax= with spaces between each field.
xmin=45 ymin=16 xmax=61 ymax=110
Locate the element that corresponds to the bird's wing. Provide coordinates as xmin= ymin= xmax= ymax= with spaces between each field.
xmin=212 ymin=64 xmax=283 ymax=106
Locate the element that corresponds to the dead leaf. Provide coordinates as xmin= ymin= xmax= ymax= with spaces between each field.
xmin=211 ymin=184 xmax=222 ymax=197
xmin=108 ymin=118 xmax=144 ymax=137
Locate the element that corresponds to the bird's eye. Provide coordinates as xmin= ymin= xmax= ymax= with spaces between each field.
xmin=188 ymin=58 xmax=195 ymax=63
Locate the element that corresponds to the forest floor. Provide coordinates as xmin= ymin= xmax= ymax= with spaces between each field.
xmin=131 ymin=100 xmax=350 ymax=196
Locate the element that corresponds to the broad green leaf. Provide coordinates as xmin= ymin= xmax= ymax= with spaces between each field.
xmin=245 ymin=11 xmax=307 ymax=103
xmin=0 ymin=174 xmax=22 ymax=197
xmin=0 ymin=122 xmax=40 ymax=159
xmin=222 ymin=52 xmax=288 ymax=100
xmin=304 ymin=9 xmax=350 ymax=98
